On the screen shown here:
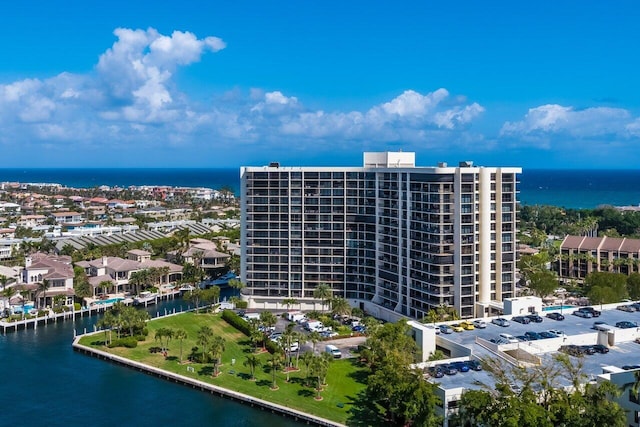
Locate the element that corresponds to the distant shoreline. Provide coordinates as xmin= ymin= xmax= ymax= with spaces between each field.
xmin=1 ymin=168 xmax=639 ymax=209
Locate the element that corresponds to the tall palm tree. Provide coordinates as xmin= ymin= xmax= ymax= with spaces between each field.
xmin=267 ymin=351 xmax=283 ymax=390
xmin=259 ymin=311 xmax=277 ymax=343
xmin=313 ymin=282 xmax=332 ymax=312
xmin=244 ymin=354 xmax=260 ymax=381
xmin=37 ymin=279 xmax=50 ymax=309
xmin=308 ymin=330 xmax=322 ymax=354
xmin=19 ymin=288 xmax=30 ymax=319
xmin=210 ymin=336 xmax=226 ymax=377
xmin=2 ymin=286 xmax=16 ymax=316
xmin=331 ymin=297 xmax=351 ymax=317
xmin=197 ymin=326 xmax=214 ymax=363
xmin=98 ymin=280 xmax=112 ymax=297
xmin=301 ymin=351 xmax=315 ymax=387
xmin=174 ymin=329 xmax=188 ymax=364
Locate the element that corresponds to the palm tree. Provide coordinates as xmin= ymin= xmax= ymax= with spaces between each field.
xmin=259 ymin=311 xmax=277 ymax=344
xmin=244 ymin=354 xmax=261 ymax=381
xmin=313 ymin=283 xmax=332 ymax=312
xmin=310 ymin=353 xmax=331 ymax=399
xmin=228 ymin=278 xmax=246 ymax=297
xmin=331 ymin=297 xmax=351 ymax=317
xmin=174 ymin=329 xmax=188 ymax=363
xmin=128 ymin=270 xmax=149 ymax=295
xmin=424 ymin=309 xmax=439 ymax=326
xmin=37 ymin=279 xmax=50 ymax=309
xmin=197 ymin=326 xmax=214 ymax=363
xmin=267 ymin=351 xmax=283 ymax=390
xmin=210 ymin=336 xmax=226 ymax=377
xmin=301 ymin=351 xmax=315 ymax=387
xmin=308 ymin=330 xmax=322 ymax=354
xmin=98 ymin=280 xmax=112 ymax=297
xmin=2 ymin=286 xmax=16 ymax=316
xmin=19 ymin=288 xmax=30 ymax=319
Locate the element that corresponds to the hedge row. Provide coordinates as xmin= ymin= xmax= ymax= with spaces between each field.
xmin=221 ymin=310 xmax=279 ymax=354
xmin=108 ymin=337 xmax=138 ymax=348
xmin=222 ymin=310 xmax=251 ymax=335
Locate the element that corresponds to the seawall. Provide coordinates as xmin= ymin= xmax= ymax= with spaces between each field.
xmin=72 ymin=336 xmax=345 ymax=427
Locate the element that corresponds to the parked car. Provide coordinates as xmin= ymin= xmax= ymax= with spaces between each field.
xmin=524 ymin=331 xmax=542 ymax=340
xmin=560 ymin=345 xmax=584 ymax=356
xmin=352 ymin=325 xmax=366 ymax=333
xmin=427 ymin=366 xmax=444 ymax=378
xmin=526 ymin=314 xmax=544 ymax=323
xmin=440 ymin=325 xmax=453 ymax=334
xmin=546 ymin=312 xmax=565 ymax=321
xmin=441 ymin=364 xmax=458 ymax=375
xmin=499 ymin=333 xmax=519 ymax=343
xmin=459 ymin=321 xmax=475 ymax=330
xmin=451 ymin=361 xmax=470 ymax=373
xmin=492 ymin=318 xmax=510 ymax=327
xmin=617 ymin=305 xmax=635 ymax=312
xmin=466 ymin=360 xmax=483 ymax=371
xmin=622 ymin=365 xmax=640 ymax=370
xmin=548 ymin=329 xmax=566 ymax=338
xmin=538 ymin=331 xmax=556 ymax=339
xmin=630 ymin=303 xmax=640 ymax=311
xmin=579 ymin=345 xmax=596 ymax=355
xmin=592 ymin=344 xmax=609 ymax=354
xmin=577 ymin=307 xmax=601 ymax=317
xmin=592 ymin=321 xmax=608 ymax=330
xmin=473 ymin=320 xmax=487 ymax=329
xmin=616 ymin=321 xmax=638 ymax=329
xmin=516 ymin=335 xmax=529 ymax=342
xmin=572 ymin=310 xmax=593 ymax=319
xmin=450 ymin=324 xmax=465 ymax=333
xmin=512 ymin=316 xmax=531 ymax=324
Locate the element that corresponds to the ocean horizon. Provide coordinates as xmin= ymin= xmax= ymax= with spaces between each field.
xmin=1 ymin=168 xmax=639 ymax=210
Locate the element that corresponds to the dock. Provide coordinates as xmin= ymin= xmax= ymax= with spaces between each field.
xmin=1 ymin=289 xmax=182 ymax=334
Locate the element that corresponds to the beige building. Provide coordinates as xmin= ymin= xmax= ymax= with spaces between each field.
xmin=241 ymin=152 xmax=521 ymax=319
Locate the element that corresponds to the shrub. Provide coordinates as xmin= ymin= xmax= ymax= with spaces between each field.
xmin=235 ymin=300 xmax=248 ymax=309
xmin=222 ymin=310 xmax=251 ymax=336
xmin=108 ymin=337 xmax=138 ymax=348
xmin=74 ymin=303 xmax=81 ymax=311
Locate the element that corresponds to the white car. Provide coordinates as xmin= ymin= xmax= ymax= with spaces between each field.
xmin=548 ymin=329 xmax=566 ymax=338
xmin=473 ymin=320 xmax=487 ymax=329
xmin=498 ymin=333 xmax=519 ymax=343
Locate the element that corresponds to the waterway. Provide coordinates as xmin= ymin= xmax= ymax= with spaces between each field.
xmin=0 ymin=297 xmax=301 ymax=427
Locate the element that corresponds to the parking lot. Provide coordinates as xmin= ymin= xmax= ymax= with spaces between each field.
xmin=439 ymin=306 xmax=640 ymax=348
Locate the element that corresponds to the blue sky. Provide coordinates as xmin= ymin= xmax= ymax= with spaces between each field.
xmin=1 ymin=1 xmax=639 ymax=168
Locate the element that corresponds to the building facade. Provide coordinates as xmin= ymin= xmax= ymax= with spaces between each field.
xmin=241 ymin=152 xmax=521 ymax=319
xmin=558 ymin=235 xmax=640 ymax=281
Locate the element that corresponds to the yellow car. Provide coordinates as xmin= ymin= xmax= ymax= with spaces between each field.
xmin=459 ymin=321 xmax=475 ymax=330
xmin=450 ymin=324 xmax=464 ymax=332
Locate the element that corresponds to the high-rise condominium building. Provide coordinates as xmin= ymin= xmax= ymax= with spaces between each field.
xmin=241 ymin=152 xmax=521 ymax=319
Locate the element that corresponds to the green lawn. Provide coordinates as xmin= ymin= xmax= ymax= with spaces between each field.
xmin=78 ymin=312 xmax=367 ymax=424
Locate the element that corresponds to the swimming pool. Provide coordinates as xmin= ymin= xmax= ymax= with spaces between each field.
xmin=542 ymin=305 xmax=575 ymax=312
xmin=93 ymin=297 xmax=124 ymax=305
xmin=11 ymin=304 xmax=35 ymax=314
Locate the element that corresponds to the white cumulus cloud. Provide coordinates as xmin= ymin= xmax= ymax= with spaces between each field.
xmin=501 ymin=104 xmax=633 ymax=138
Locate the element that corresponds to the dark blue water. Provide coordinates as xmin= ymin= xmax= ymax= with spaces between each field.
xmin=0 ymin=168 xmax=240 ymax=195
xmin=519 ymin=169 xmax=640 ymax=209
xmin=1 ymin=167 xmax=639 ymax=209
xmin=0 ymin=297 xmax=301 ymax=427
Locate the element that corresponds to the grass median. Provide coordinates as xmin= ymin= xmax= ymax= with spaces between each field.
xmin=78 ymin=311 xmax=366 ymax=424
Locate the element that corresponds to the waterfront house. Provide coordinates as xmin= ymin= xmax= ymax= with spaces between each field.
xmin=20 ymin=253 xmax=75 ymax=308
